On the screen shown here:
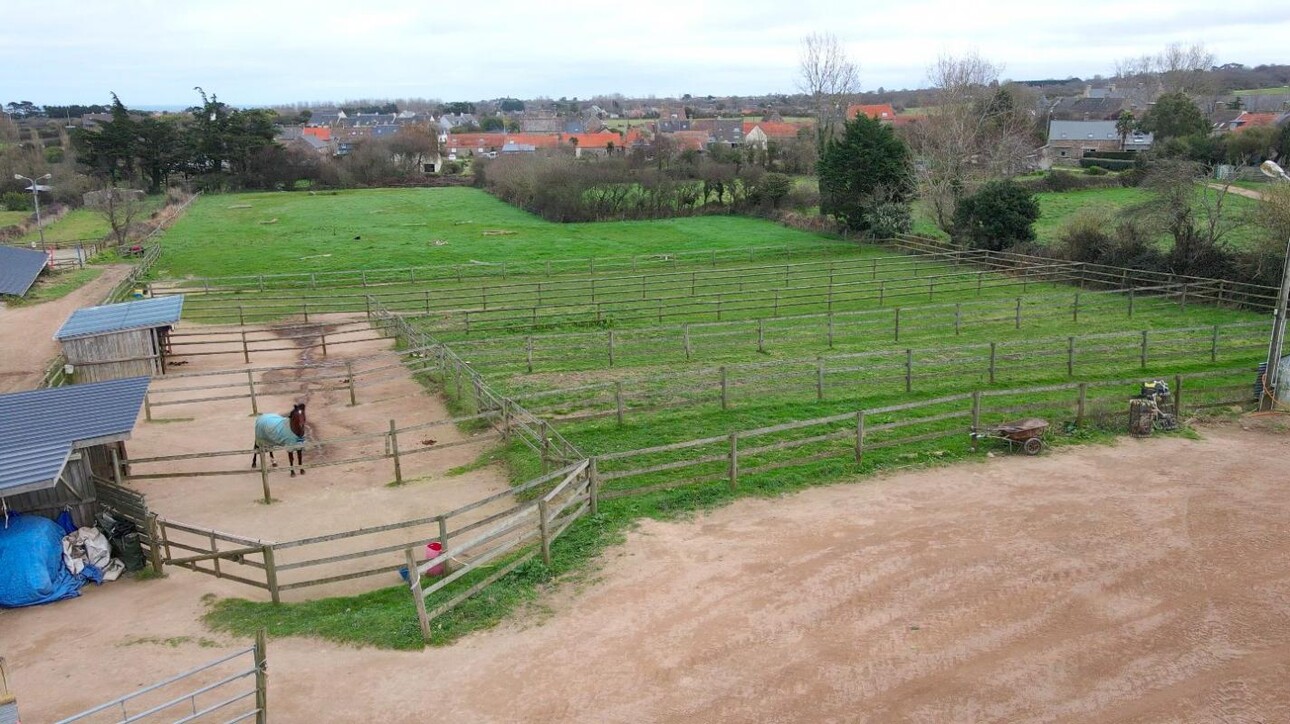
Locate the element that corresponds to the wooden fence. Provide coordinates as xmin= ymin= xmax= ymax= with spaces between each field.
xmin=893 ymin=234 xmax=1279 ymax=310
xmin=173 ymin=252 xmax=1093 ymax=329
xmin=149 ymin=241 xmax=862 ymax=294
xmin=507 ymin=323 xmax=1268 ymax=423
xmin=446 ymin=290 xmax=1250 ymax=378
xmin=123 ymin=410 xmax=506 ymax=504
xmin=161 ymin=318 xmax=393 ymax=365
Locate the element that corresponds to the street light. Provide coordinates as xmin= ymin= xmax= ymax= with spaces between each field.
xmin=1257 ymin=160 xmax=1290 ymax=411
xmin=13 ymin=173 xmax=52 ymax=248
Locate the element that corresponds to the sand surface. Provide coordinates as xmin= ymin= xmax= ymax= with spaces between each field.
xmin=0 ymin=264 xmax=131 ymax=393
xmin=6 ymin=424 xmax=1290 ymax=722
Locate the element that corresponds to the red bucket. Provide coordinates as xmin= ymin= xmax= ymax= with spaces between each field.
xmin=425 ymin=541 xmax=446 ymax=576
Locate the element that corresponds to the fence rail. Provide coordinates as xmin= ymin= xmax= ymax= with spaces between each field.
xmin=149 ymin=241 xmax=862 ymax=293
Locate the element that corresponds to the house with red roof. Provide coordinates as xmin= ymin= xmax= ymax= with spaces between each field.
xmin=847 ymin=104 xmax=897 ymax=121
xmin=1227 ymin=111 xmax=1284 ymax=132
xmin=742 ymin=121 xmax=810 ymax=149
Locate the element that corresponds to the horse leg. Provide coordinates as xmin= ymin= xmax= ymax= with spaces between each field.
xmin=251 ymin=447 xmax=259 ymax=469
xmin=269 ymin=450 xmax=278 ymax=468
xmin=289 ymin=449 xmax=296 ymax=477
xmin=296 ymin=448 xmax=305 ymax=476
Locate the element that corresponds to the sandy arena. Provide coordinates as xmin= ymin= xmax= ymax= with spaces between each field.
xmin=5 ymin=419 xmax=1290 ymax=722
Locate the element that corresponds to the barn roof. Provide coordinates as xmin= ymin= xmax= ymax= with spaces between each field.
xmin=0 ymin=377 xmax=150 ymax=496
xmin=55 ymin=295 xmax=184 ymax=341
xmin=0 ymin=246 xmax=47 ymax=297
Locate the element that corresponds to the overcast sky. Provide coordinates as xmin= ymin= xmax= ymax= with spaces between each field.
xmin=4 ymin=0 xmax=1290 ymax=108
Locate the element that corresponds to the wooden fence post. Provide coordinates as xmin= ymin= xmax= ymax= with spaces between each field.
xmin=263 ymin=546 xmax=280 ymax=603
xmin=894 ymin=307 xmax=901 ymax=341
xmin=955 ymin=303 xmax=962 ymax=336
xmin=728 ymin=433 xmax=739 ymax=491
xmin=905 ymin=350 xmax=913 ymax=393
xmin=406 ymin=547 xmax=431 ymax=642
xmin=1174 ymin=375 xmax=1183 ymax=418
xmin=319 ymin=326 xmax=328 ymax=358
xmin=1140 ymin=330 xmax=1148 ymax=370
xmin=110 ymin=445 xmax=124 ymax=486
xmin=879 ymin=280 xmax=885 ymax=306
xmin=526 ymin=336 xmax=534 ymax=373
xmin=146 ymin=514 xmax=164 ymax=574
xmin=607 ymin=330 xmax=615 ymax=367
xmin=1077 ymin=383 xmax=1087 ymax=426
xmin=1014 ymin=297 xmax=1022 ymax=330
xmin=240 ymin=329 xmax=251 ymax=364
xmin=144 ymin=393 xmax=153 ymax=422
xmin=971 ymin=390 xmax=982 ymax=433
xmin=346 ymin=361 xmax=357 ymax=406
xmin=302 ymin=302 xmax=309 ymax=323
xmin=758 ymin=319 xmax=766 ymax=353
xmin=254 ymin=628 xmax=268 ymax=724
xmin=1073 ymin=293 xmax=1080 ymax=322
xmin=989 ymin=342 xmax=997 ymax=384
xmin=816 ymin=358 xmax=825 ymax=401
xmin=854 ymin=411 xmax=866 ymax=463
xmin=683 ymin=324 xmax=692 ymax=360
xmin=827 ymin=312 xmax=835 ymax=348
xmin=615 ymin=382 xmax=625 ymax=426
xmin=238 ymin=305 xmax=245 ymax=327
xmin=540 ymin=420 xmax=550 ymax=472
xmin=538 ymin=499 xmax=552 ymax=566
xmin=720 ymin=367 xmax=729 ymax=410
xmin=389 ymin=419 xmax=403 ymax=485
xmin=1211 ymin=325 xmax=1219 ymax=363
xmin=589 ymin=457 xmax=600 ymax=516
xmin=1067 ymin=337 xmax=1075 ymax=377
xmin=259 ymin=462 xmax=272 ymax=505
xmin=247 ymin=371 xmax=259 ymax=415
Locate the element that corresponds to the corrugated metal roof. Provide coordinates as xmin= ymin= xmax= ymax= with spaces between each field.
xmin=54 ymin=295 xmax=184 ymax=340
xmin=0 ymin=246 xmax=48 ymax=297
xmin=0 ymin=377 xmax=149 ymax=495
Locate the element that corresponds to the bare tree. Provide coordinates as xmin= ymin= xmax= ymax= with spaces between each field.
xmin=797 ymin=32 xmax=860 ymax=148
xmin=909 ymin=52 xmax=1038 ymax=232
xmin=91 ymin=186 xmax=147 ymax=247
xmin=1115 ymin=42 xmax=1216 ymax=97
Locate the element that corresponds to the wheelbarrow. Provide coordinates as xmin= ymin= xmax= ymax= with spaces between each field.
xmin=970 ymin=418 xmax=1049 ymax=455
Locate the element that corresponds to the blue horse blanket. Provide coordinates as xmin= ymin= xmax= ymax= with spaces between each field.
xmin=254 ymin=414 xmax=304 ymax=449
xmin=0 ymin=514 xmax=83 ymax=607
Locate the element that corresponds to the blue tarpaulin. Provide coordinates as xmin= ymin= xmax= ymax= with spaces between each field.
xmin=0 ymin=514 xmax=83 ymax=608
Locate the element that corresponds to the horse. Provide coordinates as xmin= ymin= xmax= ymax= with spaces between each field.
xmin=251 ymin=403 xmax=308 ymax=477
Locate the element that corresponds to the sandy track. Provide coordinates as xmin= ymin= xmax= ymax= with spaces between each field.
xmin=7 ymin=423 xmax=1290 ymax=722
xmin=0 ymin=264 xmax=131 ymax=393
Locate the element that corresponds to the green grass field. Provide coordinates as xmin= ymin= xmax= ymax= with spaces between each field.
xmin=157 ymin=188 xmax=850 ymax=279
xmin=169 ymin=186 xmax=1266 ymax=650
xmin=0 ymin=210 xmax=29 ymax=227
xmin=6 ymin=267 xmax=103 ymax=306
xmin=1235 ymin=86 xmax=1290 ymax=96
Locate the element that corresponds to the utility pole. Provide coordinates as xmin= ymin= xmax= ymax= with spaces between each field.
xmin=14 ymin=173 xmax=51 ymax=248
xmin=1258 ymin=161 xmax=1290 ymax=411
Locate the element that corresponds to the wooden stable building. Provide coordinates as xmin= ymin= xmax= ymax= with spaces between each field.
xmin=54 ymin=296 xmax=184 ymax=383
xmin=0 ymin=377 xmax=150 ymax=526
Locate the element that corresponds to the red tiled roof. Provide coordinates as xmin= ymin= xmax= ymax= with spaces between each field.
xmin=302 ymin=126 xmax=331 ymax=141
xmin=444 ymin=133 xmax=508 ymax=151
xmin=565 ymin=132 xmax=621 ymax=148
xmin=501 ymin=133 xmax=561 ymax=149
xmin=1234 ymin=112 xmax=1279 ymax=129
xmin=669 ymin=131 xmax=710 ymax=151
xmin=743 ymin=122 xmax=807 ymax=139
xmin=847 ymin=104 xmax=897 ymax=120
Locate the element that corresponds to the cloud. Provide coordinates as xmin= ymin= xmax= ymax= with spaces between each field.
xmin=3 ymin=0 xmax=1290 ymax=105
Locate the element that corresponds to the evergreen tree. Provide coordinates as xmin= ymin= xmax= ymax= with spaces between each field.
xmin=816 ymin=113 xmax=914 ymax=235
xmin=953 ymin=180 xmax=1039 ymax=250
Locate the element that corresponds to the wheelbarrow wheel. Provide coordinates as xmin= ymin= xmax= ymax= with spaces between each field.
xmin=1023 ymin=437 xmax=1043 ymax=455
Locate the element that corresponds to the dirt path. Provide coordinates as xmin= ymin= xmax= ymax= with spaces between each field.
xmin=7 ymin=424 xmax=1290 ymax=722
xmin=0 ymin=264 xmax=131 ymax=393
xmin=1208 ymin=182 xmax=1266 ymax=201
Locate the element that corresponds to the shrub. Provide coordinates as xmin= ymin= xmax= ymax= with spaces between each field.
xmin=1080 ymin=157 xmax=1135 ymax=171
xmin=1043 ymin=170 xmax=1084 ymax=192
xmin=952 ymin=180 xmax=1039 ymax=251
xmin=1084 ymin=165 xmax=1109 ymax=176
xmin=863 ymin=201 xmax=912 ymax=239
xmin=1085 ymin=151 xmax=1136 ymax=161
xmin=1 ymin=191 xmax=32 ymax=212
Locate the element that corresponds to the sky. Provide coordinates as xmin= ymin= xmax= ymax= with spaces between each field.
xmin=4 ymin=0 xmax=1290 ymax=108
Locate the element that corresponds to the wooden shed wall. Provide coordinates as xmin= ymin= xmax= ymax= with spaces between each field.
xmin=3 ymin=455 xmax=98 ymax=527
xmin=62 ymin=328 xmax=159 ymax=383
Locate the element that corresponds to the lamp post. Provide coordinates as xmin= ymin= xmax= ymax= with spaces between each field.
xmin=1258 ymin=160 xmax=1290 ymax=411
xmin=13 ymin=173 xmax=52 ymax=248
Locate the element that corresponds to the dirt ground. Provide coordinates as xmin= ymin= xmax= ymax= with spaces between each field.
xmin=126 ymin=315 xmax=518 ymax=598
xmin=0 ymin=264 xmax=131 ymax=393
xmin=6 ymin=423 xmax=1290 ymax=722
